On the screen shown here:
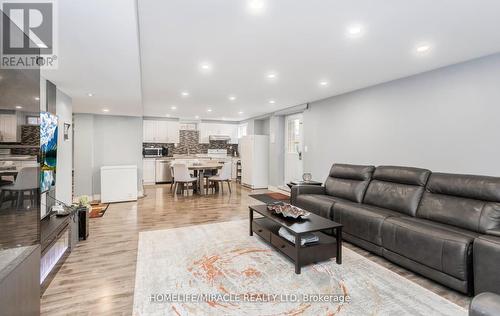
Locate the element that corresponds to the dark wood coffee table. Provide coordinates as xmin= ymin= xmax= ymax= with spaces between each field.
xmin=249 ymin=204 xmax=343 ymax=274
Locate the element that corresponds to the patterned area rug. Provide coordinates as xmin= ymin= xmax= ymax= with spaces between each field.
xmin=133 ymin=220 xmax=466 ymax=316
xmin=89 ymin=203 xmax=109 ymax=218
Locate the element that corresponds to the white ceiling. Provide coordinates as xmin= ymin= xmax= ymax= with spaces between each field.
xmin=42 ymin=0 xmax=143 ymax=116
xmin=44 ymin=0 xmax=500 ymax=121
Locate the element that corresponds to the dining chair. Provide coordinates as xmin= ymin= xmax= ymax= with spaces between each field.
xmin=172 ymin=163 xmax=197 ymax=195
xmin=0 ymin=161 xmax=15 ymax=186
xmin=0 ymin=166 xmax=39 ymax=209
xmin=170 ymin=165 xmax=175 ymax=192
xmin=207 ymin=162 xmax=232 ymax=194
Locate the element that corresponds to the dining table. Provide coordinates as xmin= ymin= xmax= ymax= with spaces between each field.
xmin=187 ymin=162 xmax=223 ymax=195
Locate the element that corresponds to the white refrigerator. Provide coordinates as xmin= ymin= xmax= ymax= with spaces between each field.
xmin=240 ymin=135 xmax=269 ymax=189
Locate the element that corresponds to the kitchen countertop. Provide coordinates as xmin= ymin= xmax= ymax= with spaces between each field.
xmin=0 ymin=155 xmax=37 ymax=161
xmin=0 ymin=246 xmax=38 ymax=282
xmin=144 ymin=156 xmax=239 ymax=160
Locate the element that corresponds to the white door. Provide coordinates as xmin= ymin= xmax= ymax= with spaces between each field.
xmin=284 ymin=113 xmax=304 ymax=184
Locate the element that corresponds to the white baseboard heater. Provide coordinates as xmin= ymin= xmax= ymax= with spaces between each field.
xmin=100 ymin=165 xmax=138 ymax=203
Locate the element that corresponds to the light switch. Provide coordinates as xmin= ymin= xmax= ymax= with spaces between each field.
xmin=304 ymin=145 xmax=308 ymax=152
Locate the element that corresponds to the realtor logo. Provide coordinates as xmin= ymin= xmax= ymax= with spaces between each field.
xmin=1 ymin=0 xmax=58 ymax=69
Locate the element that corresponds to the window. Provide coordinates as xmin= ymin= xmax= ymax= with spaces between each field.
xmin=238 ymin=123 xmax=248 ymax=138
xmin=287 ymin=118 xmax=301 ymax=153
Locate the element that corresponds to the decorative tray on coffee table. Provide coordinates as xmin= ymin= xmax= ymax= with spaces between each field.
xmin=267 ymin=202 xmax=310 ymax=219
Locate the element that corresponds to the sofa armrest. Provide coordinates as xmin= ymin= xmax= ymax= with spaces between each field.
xmin=474 ymin=235 xmax=500 ymax=295
xmin=486 ymin=229 xmax=500 ymax=237
xmin=470 ymin=293 xmax=500 ymax=316
xmin=290 ymin=185 xmax=326 ymax=205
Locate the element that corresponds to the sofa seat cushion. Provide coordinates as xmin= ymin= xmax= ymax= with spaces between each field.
xmin=295 ymin=194 xmax=348 ymax=219
xmin=382 ymin=217 xmax=478 ymax=281
xmin=333 ymin=202 xmax=406 ymax=246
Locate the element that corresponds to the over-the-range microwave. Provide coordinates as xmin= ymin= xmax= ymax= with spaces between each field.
xmin=143 ymin=147 xmax=163 ymax=158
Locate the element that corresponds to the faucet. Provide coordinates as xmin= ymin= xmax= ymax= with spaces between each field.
xmin=187 ymin=148 xmax=190 ymax=156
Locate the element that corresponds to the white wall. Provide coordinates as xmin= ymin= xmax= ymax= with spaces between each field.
xmin=55 ymin=90 xmax=73 ymax=204
xmin=304 ymin=53 xmax=500 ymax=181
xmin=73 ymin=114 xmax=94 ymax=197
xmin=73 ymin=114 xmax=143 ymax=199
xmin=268 ymin=115 xmax=285 ymax=186
xmin=92 ymin=115 xmax=143 ymax=195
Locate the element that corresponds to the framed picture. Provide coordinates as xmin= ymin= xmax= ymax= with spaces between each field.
xmin=64 ymin=122 xmax=71 ymax=141
xmin=40 ymin=112 xmax=58 ymax=193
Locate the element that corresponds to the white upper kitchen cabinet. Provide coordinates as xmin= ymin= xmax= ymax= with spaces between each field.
xmin=155 ymin=121 xmax=168 ymax=143
xmin=166 ymin=121 xmax=180 ymax=143
xmin=143 ymin=119 xmax=179 ymax=143
xmin=198 ymin=122 xmax=210 ymax=143
xmin=0 ymin=114 xmax=17 ymax=142
xmin=143 ymin=120 xmax=156 ymax=142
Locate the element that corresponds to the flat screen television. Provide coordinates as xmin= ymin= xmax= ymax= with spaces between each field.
xmin=40 ymin=111 xmax=58 ymax=193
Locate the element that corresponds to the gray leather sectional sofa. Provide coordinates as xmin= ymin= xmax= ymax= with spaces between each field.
xmin=290 ymin=163 xmax=500 ymax=296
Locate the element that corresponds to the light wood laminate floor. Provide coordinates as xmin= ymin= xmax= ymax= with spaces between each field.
xmin=41 ymin=184 xmax=469 ymax=315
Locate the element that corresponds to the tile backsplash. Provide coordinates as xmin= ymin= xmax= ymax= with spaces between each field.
xmin=143 ymin=130 xmax=238 ymax=156
xmin=11 ymin=125 xmax=40 ymax=156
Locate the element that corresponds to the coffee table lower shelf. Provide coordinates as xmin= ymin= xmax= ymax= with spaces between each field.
xmin=251 ymin=217 xmax=339 ymax=274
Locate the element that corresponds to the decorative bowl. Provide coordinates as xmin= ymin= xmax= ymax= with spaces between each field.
xmin=267 ymin=203 xmax=310 ymax=219
xmin=302 ymin=173 xmax=312 ymax=181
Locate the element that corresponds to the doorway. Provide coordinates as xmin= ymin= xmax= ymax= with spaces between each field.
xmin=284 ymin=113 xmax=304 ymax=185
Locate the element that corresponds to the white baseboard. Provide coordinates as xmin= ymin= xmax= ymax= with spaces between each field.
xmin=92 ymin=191 xmax=143 ymax=203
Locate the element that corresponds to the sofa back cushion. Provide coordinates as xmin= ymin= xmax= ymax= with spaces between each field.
xmin=363 ymin=166 xmax=431 ymax=216
xmin=417 ymin=173 xmax=500 ymax=233
xmin=324 ymin=164 xmax=375 ymax=203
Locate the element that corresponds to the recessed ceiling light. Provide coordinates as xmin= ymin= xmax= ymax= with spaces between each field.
xmin=346 ymin=24 xmax=364 ymax=37
xmin=247 ymin=0 xmax=265 ymax=14
xmin=102 ymin=108 xmax=109 ymax=113
xmin=199 ymin=62 xmax=213 ymax=72
xmin=181 ymin=91 xmax=190 ymax=97
xmin=166 ymin=114 xmax=171 ymax=118
xmin=15 ymin=105 xmax=22 ymax=109
xmin=238 ymin=111 xmax=244 ymax=115
xmin=171 ymin=106 xmax=177 ymax=110
xmin=319 ymin=80 xmax=329 ymax=87
xmin=87 ymin=93 xmax=93 ymax=97
xmin=195 ymin=115 xmax=200 ymax=119
xmin=416 ymin=44 xmax=431 ymax=53
xmin=207 ymin=108 xmax=213 ymax=112
xmin=266 ymin=72 xmax=278 ymax=80
xmin=268 ymin=100 xmax=276 ymax=104
xmin=229 ymin=95 xmax=237 ymax=101
xmin=34 ymin=96 xmax=40 ymax=101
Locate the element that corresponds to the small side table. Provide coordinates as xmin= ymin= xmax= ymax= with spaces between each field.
xmin=287 ymin=180 xmax=323 ymax=189
xmin=77 ymin=206 xmax=90 ymax=240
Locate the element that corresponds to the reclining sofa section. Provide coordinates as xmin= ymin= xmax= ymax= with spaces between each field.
xmin=291 ymin=164 xmax=374 ymax=219
xmin=291 ymin=163 xmax=500 ymax=295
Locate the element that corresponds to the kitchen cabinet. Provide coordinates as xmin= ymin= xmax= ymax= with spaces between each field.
xmin=166 ymin=121 xmax=180 ymax=143
xmin=143 ymin=120 xmax=156 ymax=143
xmin=143 ymin=120 xmax=179 ymax=143
xmin=0 ymin=114 xmax=17 ymax=142
xmin=156 ymin=121 xmax=168 ymax=143
xmin=143 ymin=158 xmax=156 ymax=184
